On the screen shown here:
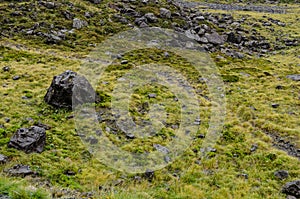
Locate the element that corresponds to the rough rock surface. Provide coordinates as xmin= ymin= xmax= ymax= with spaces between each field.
xmin=7 ymin=164 xmax=34 ymax=177
xmin=44 ymin=70 xmax=95 ymax=109
xmin=282 ymin=180 xmax=300 ymax=198
xmin=8 ymin=126 xmax=46 ymax=153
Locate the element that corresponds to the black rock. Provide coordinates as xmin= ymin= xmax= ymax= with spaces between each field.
xmin=227 ymin=32 xmax=242 ymax=44
xmin=0 ymin=194 xmax=10 ymax=199
xmin=2 ymin=66 xmax=10 ymax=72
xmin=8 ymin=126 xmax=46 ymax=153
xmin=44 ymin=70 xmax=95 ymax=109
xmin=282 ymin=180 xmax=300 ymax=198
xmin=274 ymin=170 xmax=289 ymax=180
xmin=287 ymin=74 xmax=300 ymax=81
xmin=271 ymin=103 xmax=280 ymax=108
xmin=144 ymin=169 xmax=155 ymax=181
xmin=7 ymin=164 xmax=34 ymax=177
xmin=12 ymin=76 xmax=20 ymax=80
xmin=0 ymin=154 xmax=7 ymax=164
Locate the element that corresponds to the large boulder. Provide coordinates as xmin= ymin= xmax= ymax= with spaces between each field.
xmin=8 ymin=126 xmax=46 ymax=153
xmin=44 ymin=70 xmax=95 ymax=109
xmin=282 ymin=180 xmax=300 ymax=198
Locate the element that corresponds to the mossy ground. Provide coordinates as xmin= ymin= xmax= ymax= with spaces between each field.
xmin=0 ymin=0 xmax=299 ymax=198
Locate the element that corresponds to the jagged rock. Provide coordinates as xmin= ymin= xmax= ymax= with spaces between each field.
xmin=274 ymin=170 xmax=289 ymax=180
xmin=0 ymin=154 xmax=7 ymax=164
xmin=205 ymin=32 xmax=226 ymax=45
xmin=73 ymin=18 xmax=88 ymax=29
xmin=160 ymin=8 xmax=171 ymax=19
xmin=7 ymin=164 xmax=34 ymax=177
xmin=8 ymin=126 xmax=46 ymax=153
xmin=287 ymin=74 xmax=300 ymax=81
xmin=44 ymin=70 xmax=95 ymax=109
xmin=282 ymin=180 xmax=300 ymax=198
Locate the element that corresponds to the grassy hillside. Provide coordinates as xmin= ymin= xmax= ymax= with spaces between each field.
xmin=0 ymin=0 xmax=299 ymax=198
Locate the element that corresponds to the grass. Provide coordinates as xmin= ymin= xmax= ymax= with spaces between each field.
xmin=0 ymin=0 xmax=299 ymax=198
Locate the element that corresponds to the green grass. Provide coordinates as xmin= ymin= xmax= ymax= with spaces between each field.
xmin=0 ymin=0 xmax=299 ymax=198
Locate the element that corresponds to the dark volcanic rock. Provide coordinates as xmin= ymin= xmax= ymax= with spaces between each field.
xmin=274 ymin=170 xmax=289 ymax=180
xmin=227 ymin=32 xmax=242 ymax=44
xmin=7 ymin=165 xmax=34 ymax=177
xmin=282 ymin=180 xmax=300 ymax=198
xmin=8 ymin=126 xmax=46 ymax=153
xmin=44 ymin=70 xmax=95 ymax=109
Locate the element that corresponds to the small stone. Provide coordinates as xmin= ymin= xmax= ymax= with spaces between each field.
xmin=64 ymin=170 xmax=76 ymax=176
xmin=126 ymin=133 xmax=135 ymax=139
xmin=272 ymin=103 xmax=280 ymax=108
xmin=121 ymin=60 xmax=128 ymax=64
xmin=144 ymin=169 xmax=155 ymax=181
xmin=12 ymin=76 xmax=20 ymax=80
xmin=250 ymin=144 xmax=258 ymax=152
xmin=237 ymin=173 xmax=249 ymax=179
xmin=7 ymin=164 xmax=34 ymax=176
xmin=73 ymin=18 xmax=88 ymax=29
xmin=148 ymin=93 xmax=157 ymax=98
xmin=86 ymin=136 xmax=98 ymax=145
xmin=2 ymin=66 xmax=10 ymax=72
xmin=274 ymin=170 xmax=289 ymax=180
xmin=287 ymin=74 xmax=300 ymax=81
xmin=4 ymin=118 xmax=10 ymax=123
xmin=276 ymin=85 xmax=284 ymax=90
xmin=8 ymin=126 xmax=46 ymax=153
xmin=0 ymin=154 xmax=7 ymax=164
xmin=154 ymin=144 xmax=169 ymax=154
